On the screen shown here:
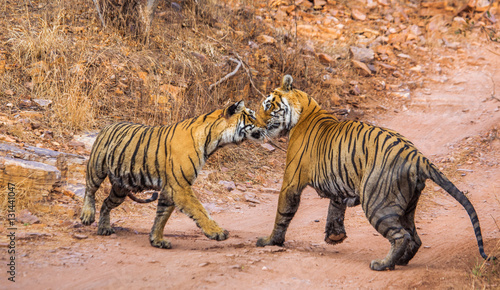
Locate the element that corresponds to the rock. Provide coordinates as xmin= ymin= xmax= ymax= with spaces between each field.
xmin=352 ymin=60 xmax=371 ymax=76
xmin=350 ymin=84 xmax=361 ymax=95
xmin=351 ymin=9 xmax=366 ymax=21
xmin=261 ymin=143 xmax=276 ymax=152
xmin=68 ymin=140 xmax=86 ymax=150
xmin=244 ymin=193 xmax=260 ymax=204
xmin=317 ymin=53 xmax=334 ymax=65
xmin=56 ymin=153 xmax=87 ymax=185
xmin=218 ymin=180 xmax=236 ymax=191
xmin=16 ymin=209 xmax=40 ymax=224
xmin=33 ymin=99 xmax=52 ymax=108
xmin=313 ymin=0 xmax=327 ymax=9
xmin=349 ymin=46 xmax=375 ymax=63
xmin=0 ymin=156 xmax=61 ymax=195
xmin=261 ymin=187 xmax=280 ymax=194
xmin=324 ymin=78 xmax=344 ymax=87
xmin=191 ymin=52 xmax=207 ymax=62
xmin=298 ymin=0 xmax=313 ymax=9
xmin=256 ymin=35 xmax=276 ymax=45
xmin=0 ymin=134 xmax=16 ymax=143
xmin=72 ymin=133 xmax=97 ymax=151
xmin=72 ymin=233 xmax=88 ymax=240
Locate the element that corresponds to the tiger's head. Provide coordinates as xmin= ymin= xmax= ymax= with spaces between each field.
xmin=256 ymin=75 xmax=306 ymax=138
xmin=220 ymin=100 xmax=264 ymax=143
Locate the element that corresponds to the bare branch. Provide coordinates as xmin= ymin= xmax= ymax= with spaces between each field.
xmin=209 ymin=58 xmax=241 ymax=91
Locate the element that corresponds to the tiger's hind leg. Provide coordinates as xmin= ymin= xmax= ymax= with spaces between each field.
xmin=97 ymin=184 xmax=128 ymax=235
xmin=396 ymin=209 xmax=421 ymax=266
xmin=363 ymin=193 xmax=410 ymax=271
xmin=369 ymin=214 xmax=411 ymax=271
xmin=150 ymin=190 xmax=175 ymax=249
xmin=325 ymin=199 xmax=347 ymax=245
xmin=396 ymin=186 xmax=424 ymax=266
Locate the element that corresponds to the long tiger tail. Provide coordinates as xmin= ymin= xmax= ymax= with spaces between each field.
xmin=425 ymin=162 xmax=494 ymax=260
xmin=127 ymin=191 xmax=159 ymax=203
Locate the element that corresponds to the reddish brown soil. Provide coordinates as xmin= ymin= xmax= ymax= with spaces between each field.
xmin=4 ymin=46 xmax=500 ymax=289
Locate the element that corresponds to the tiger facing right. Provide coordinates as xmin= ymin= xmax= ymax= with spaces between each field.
xmin=255 ymin=75 xmax=494 ymax=270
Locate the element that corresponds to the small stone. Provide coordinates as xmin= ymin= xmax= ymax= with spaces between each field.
xmin=256 ymin=35 xmax=276 ymax=45
xmin=349 ymin=46 xmax=374 ymax=63
xmin=17 ymin=209 xmax=41 ymax=224
xmin=261 ymin=143 xmax=275 ymax=152
xmin=317 ymin=53 xmax=334 ymax=65
xmin=218 ymin=180 xmax=236 ymax=191
xmin=68 ymin=140 xmax=85 ymax=149
xmin=31 ymin=122 xmax=42 ymax=130
xmin=244 ymin=193 xmax=260 ymax=204
xmin=0 ymin=134 xmax=16 ymax=143
xmin=324 ymin=78 xmax=344 ymax=87
xmin=351 ymin=9 xmax=366 ymax=21
xmin=33 ymin=99 xmax=52 ymax=107
xmin=191 ymin=52 xmax=207 ymax=63
xmin=72 ymin=233 xmax=88 ymax=240
xmin=261 ymin=187 xmax=279 ymax=194
xmin=262 ymin=266 xmax=268 ymax=270
xmin=352 ymin=60 xmax=371 ymax=76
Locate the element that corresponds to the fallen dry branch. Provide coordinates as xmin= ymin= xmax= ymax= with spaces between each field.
xmin=209 ymin=58 xmax=242 ymax=91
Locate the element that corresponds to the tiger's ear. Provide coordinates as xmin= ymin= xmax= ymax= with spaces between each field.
xmin=281 ymin=75 xmax=293 ymax=92
xmin=226 ymin=100 xmax=245 ymax=117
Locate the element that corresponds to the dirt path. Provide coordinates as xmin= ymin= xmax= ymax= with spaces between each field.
xmin=5 ymin=46 xmax=500 ymax=289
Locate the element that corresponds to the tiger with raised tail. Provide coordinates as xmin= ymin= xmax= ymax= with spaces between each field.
xmin=80 ymin=101 xmax=264 ymax=248
xmin=255 ymin=75 xmax=494 ymax=270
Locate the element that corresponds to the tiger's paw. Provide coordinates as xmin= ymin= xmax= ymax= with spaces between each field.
xmin=204 ymin=228 xmax=229 ymax=241
xmin=150 ymin=238 xmax=172 ymax=249
xmin=97 ymin=227 xmax=115 ymax=236
xmin=256 ymin=236 xmax=283 ymax=247
xmin=80 ymin=208 xmax=95 ymax=226
xmin=325 ymin=233 xmax=347 ymax=245
xmin=370 ymin=259 xmax=395 ymax=271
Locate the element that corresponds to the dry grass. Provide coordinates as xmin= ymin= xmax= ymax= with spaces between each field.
xmin=0 ymin=179 xmax=38 ymax=213
xmin=0 ymin=0 xmax=370 ymax=143
xmin=470 ymin=194 xmax=500 ymax=288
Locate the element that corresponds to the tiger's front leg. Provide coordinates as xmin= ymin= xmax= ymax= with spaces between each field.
xmin=173 ymin=186 xmax=228 ymax=241
xmin=256 ymin=184 xmax=304 ymax=247
xmin=325 ymin=199 xmax=347 ymax=245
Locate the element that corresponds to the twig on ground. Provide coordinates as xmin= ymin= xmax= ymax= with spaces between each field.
xmin=265 ymin=137 xmax=287 ymax=152
xmin=92 ymin=0 xmax=106 ymax=28
xmin=193 ymin=29 xmax=266 ymax=98
xmin=232 ymin=53 xmax=267 ymax=99
xmin=209 ymin=58 xmax=241 ymax=91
